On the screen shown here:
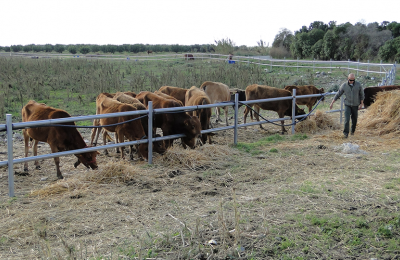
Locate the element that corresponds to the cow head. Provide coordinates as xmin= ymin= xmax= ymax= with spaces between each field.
xmin=153 ymin=134 xmax=166 ymax=154
xmin=295 ymin=106 xmax=307 ymax=121
xmin=137 ymin=143 xmax=149 ymax=161
xmin=75 ymin=150 xmax=99 ymax=170
xmin=319 ymin=88 xmax=325 ymax=101
xmin=182 ymin=116 xmax=201 ymax=149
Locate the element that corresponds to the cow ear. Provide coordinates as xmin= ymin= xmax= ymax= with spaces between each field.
xmin=320 ymin=88 xmax=325 ymax=92
xmin=184 ymin=120 xmax=189 ymax=126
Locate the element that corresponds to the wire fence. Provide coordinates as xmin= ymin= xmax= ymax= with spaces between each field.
xmin=1 ymin=91 xmax=340 ymax=197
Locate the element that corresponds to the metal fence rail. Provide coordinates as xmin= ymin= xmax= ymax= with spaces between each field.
xmin=1 ymin=91 xmax=339 ymax=197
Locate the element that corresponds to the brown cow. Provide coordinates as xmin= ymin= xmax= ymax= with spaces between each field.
xmin=284 ymin=85 xmax=325 ymax=113
xmin=158 ymin=86 xmax=188 ymax=105
xmin=22 ymin=100 xmax=98 ymax=179
xmin=113 ymin=92 xmax=166 ymax=155
xmin=136 ymin=91 xmax=201 ymax=148
xmin=185 ymin=86 xmax=212 ymax=144
xmin=243 ymin=84 xmax=307 ymax=134
xmin=184 ymin=54 xmax=194 ymax=60
xmin=154 ymin=90 xmax=184 ymax=105
xmin=363 ymin=85 xmax=400 ymax=108
xmin=97 ymin=97 xmax=149 ymax=160
xmin=200 ymin=81 xmax=231 ymax=126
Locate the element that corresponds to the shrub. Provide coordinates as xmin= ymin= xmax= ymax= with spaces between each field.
xmin=68 ymin=45 xmax=77 ymax=54
xmin=269 ymin=46 xmax=291 ymax=59
xmin=79 ymin=46 xmax=90 ymax=54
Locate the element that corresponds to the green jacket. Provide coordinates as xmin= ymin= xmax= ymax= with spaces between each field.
xmin=333 ymin=81 xmax=364 ymax=106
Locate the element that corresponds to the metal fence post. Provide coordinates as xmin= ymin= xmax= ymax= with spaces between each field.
xmin=234 ymin=93 xmax=239 ymax=145
xmin=291 ymin=89 xmax=296 ymax=134
xmin=347 ymin=59 xmax=350 ymax=74
xmin=7 ymin=114 xmax=15 ymax=197
xmin=284 ymin=57 xmax=286 ymax=71
xmin=313 ymin=59 xmax=315 ymax=72
xmin=357 ymin=59 xmax=359 ymax=76
xmin=147 ymin=101 xmax=153 ymax=164
xmin=297 ymin=57 xmax=299 ymax=73
xmin=380 ymin=60 xmax=382 ymax=73
xmin=367 ymin=60 xmax=369 ymax=77
xmin=270 ymin=59 xmax=272 ymax=71
xmin=330 ymin=59 xmax=332 ymax=73
xmin=340 ymin=96 xmax=344 ymax=124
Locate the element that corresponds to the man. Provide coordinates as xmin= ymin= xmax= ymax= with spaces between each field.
xmin=329 ymin=73 xmax=364 ymax=138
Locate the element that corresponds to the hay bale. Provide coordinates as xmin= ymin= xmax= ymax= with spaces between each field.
xmin=295 ymin=110 xmax=339 ymax=133
xmin=295 ymin=119 xmax=317 ymax=133
xmin=359 ymin=90 xmax=400 ymax=135
xmin=313 ymin=110 xmax=340 ymax=130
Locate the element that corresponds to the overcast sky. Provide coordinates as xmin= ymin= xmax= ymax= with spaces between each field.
xmin=1 ymin=0 xmax=398 ymax=47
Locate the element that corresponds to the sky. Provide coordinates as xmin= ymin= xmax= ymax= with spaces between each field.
xmin=1 ymin=0 xmax=399 ymax=47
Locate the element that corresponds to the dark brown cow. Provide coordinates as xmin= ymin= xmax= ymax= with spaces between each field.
xmin=200 ymin=81 xmax=231 ymax=126
xmin=147 ymin=50 xmax=153 ymax=55
xmin=136 ymin=91 xmax=201 ymax=148
xmin=185 ymin=86 xmax=212 ymax=144
xmin=363 ymin=85 xmax=400 ymax=108
xmin=184 ymin=54 xmax=194 ymax=60
xmin=22 ymin=100 xmax=98 ymax=179
xmin=244 ymin=84 xmax=307 ymax=134
xmin=97 ymin=97 xmax=149 ymax=160
xmin=284 ymin=85 xmax=325 ymax=113
xmin=158 ymin=86 xmax=188 ymax=105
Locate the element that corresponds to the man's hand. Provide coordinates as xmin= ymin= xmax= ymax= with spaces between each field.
xmin=359 ymin=102 xmax=364 ymax=110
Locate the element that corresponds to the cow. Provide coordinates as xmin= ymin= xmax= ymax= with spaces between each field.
xmin=158 ymin=86 xmax=188 ymax=105
xmin=284 ymin=85 xmax=325 ymax=113
xmin=363 ymin=85 xmax=400 ymax=108
xmin=113 ymin=92 xmax=166 ymax=155
xmin=154 ymin=90 xmax=184 ymax=105
xmin=147 ymin=50 xmax=153 ymax=55
xmin=230 ymin=89 xmax=246 ymax=107
xmin=185 ymin=86 xmax=212 ymax=144
xmin=22 ymin=100 xmax=98 ymax=179
xmin=97 ymin=97 xmax=149 ymax=160
xmin=200 ymin=81 xmax=231 ymax=126
xmin=184 ymin=54 xmax=194 ymax=60
xmin=243 ymin=84 xmax=307 ymax=134
xmin=136 ymin=91 xmax=201 ymax=149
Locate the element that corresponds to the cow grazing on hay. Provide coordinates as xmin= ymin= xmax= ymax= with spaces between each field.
xmin=185 ymin=86 xmax=212 ymax=144
xmin=184 ymin=54 xmax=194 ymax=60
xmin=200 ymin=81 xmax=231 ymax=126
xmin=243 ymin=84 xmax=307 ymax=134
xmin=363 ymin=85 xmax=400 ymax=108
xmin=22 ymin=100 xmax=98 ymax=179
xmin=136 ymin=91 xmax=201 ymax=149
xmin=284 ymin=85 xmax=325 ymax=113
xmin=158 ymin=86 xmax=188 ymax=105
xmin=97 ymin=97 xmax=149 ymax=160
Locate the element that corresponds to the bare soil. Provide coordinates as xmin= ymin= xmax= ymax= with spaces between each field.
xmin=1 ymin=108 xmax=400 ymax=259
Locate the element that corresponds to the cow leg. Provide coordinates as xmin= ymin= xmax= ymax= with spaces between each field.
xmin=214 ymin=107 xmax=221 ymax=123
xmin=278 ymin=112 xmax=287 ymax=134
xmin=117 ymin=131 xmax=125 ymax=159
xmin=253 ymin=106 xmax=265 ymax=130
xmin=23 ymin=130 xmax=30 ymax=172
xmin=33 ymin=140 xmax=41 ymax=170
xmin=103 ymin=131 xmax=109 ymax=155
xmin=90 ymin=119 xmax=100 ymax=145
xmin=223 ymin=106 xmax=229 ymax=126
xmin=115 ymin=132 xmax=121 ymax=153
xmin=243 ymin=105 xmax=251 ymax=129
xmin=49 ymin=145 xmax=63 ymax=179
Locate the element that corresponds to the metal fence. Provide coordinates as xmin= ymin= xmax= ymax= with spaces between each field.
xmin=1 ymin=91 xmax=340 ymax=197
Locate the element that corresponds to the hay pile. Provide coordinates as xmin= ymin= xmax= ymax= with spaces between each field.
xmin=358 ymin=90 xmax=400 ymax=135
xmin=30 ymin=161 xmax=139 ymax=197
xmin=157 ymin=144 xmax=238 ymax=170
xmin=295 ymin=110 xmax=340 ymax=133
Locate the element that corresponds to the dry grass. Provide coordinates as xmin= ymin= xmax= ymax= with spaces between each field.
xmin=295 ymin=110 xmax=340 ymax=133
xmin=358 ymin=89 xmax=400 ymax=135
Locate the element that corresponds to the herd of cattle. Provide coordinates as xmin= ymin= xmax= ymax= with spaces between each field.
xmin=21 ymin=82 xmax=400 ymax=178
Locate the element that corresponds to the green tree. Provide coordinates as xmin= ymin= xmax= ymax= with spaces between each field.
xmin=311 ymin=39 xmax=323 ymax=59
xmin=79 ymin=46 xmax=90 ymax=54
xmin=23 ymin=45 xmax=33 ymax=52
xmin=54 ymin=44 xmax=65 ymax=53
xmin=379 ymin=37 xmax=400 ymax=61
xmin=322 ymin=30 xmax=337 ymax=59
xmin=11 ymin=45 xmax=23 ymax=52
xmin=44 ymin=44 xmax=53 ymax=52
xmin=68 ymin=45 xmax=77 ymax=54
xmin=214 ymin=38 xmax=235 ymax=54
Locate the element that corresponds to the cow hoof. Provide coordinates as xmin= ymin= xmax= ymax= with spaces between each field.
xmin=24 ymin=167 xmax=29 ymax=172
xmin=74 ymin=161 xmax=80 ymax=168
xmin=35 ymin=165 xmax=41 ymax=170
xmin=57 ymin=175 xmax=64 ymax=179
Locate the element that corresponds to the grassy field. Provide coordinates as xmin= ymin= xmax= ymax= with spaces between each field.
xmin=0 ymin=55 xmax=400 ymax=259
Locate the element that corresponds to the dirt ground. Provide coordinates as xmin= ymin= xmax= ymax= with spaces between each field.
xmin=1 ymin=107 xmax=400 ymax=259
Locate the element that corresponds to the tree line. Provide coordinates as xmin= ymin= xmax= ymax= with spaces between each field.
xmin=271 ymin=21 xmax=400 ymax=61
xmin=0 ymin=43 xmax=216 ymax=55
